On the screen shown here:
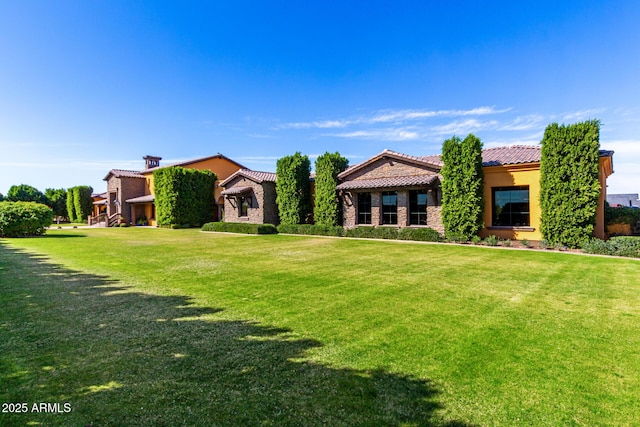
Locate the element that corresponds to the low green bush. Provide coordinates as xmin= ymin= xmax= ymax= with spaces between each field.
xmin=277 ymin=224 xmax=345 ymax=237
xmin=484 ymin=235 xmax=499 ymax=246
xmin=0 ymin=201 xmax=53 ymax=237
xmin=202 ymin=222 xmax=278 ymax=235
xmin=583 ymin=236 xmax=640 ymax=258
xmin=397 ymin=227 xmax=441 ymax=242
xmin=344 ymin=227 xmax=399 ymax=240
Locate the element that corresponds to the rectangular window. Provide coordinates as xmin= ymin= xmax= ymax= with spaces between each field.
xmin=409 ymin=190 xmax=428 ymax=225
xmin=357 ymin=192 xmax=372 ymax=225
xmin=239 ymin=196 xmax=250 ymax=217
xmin=382 ymin=191 xmax=398 ymax=225
xmin=492 ymin=186 xmax=530 ymax=226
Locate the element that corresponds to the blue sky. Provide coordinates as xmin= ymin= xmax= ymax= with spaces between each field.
xmin=1 ymin=1 xmax=639 ymax=196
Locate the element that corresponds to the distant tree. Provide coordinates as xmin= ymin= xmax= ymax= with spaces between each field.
xmin=440 ymin=134 xmax=484 ymax=240
xmin=45 ymin=188 xmax=68 ymax=220
xmin=276 ymin=152 xmax=312 ymax=225
xmin=314 ymin=152 xmax=349 ymax=227
xmin=73 ymin=186 xmax=93 ymax=223
xmin=6 ymin=184 xmax=46 ymax=204
xmin=0 ymin=193 xmax=3 ymax=201
xmin=540 ymin=120 xmax=601 ymax=247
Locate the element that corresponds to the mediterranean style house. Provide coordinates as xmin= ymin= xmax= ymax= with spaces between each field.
xmin=97 ymin=153 xmax=245 ymax=226
xmin=219 ymin=144 xmax=614 ymax=240
xmin=335 ymin=145 xmax=614 ymax=240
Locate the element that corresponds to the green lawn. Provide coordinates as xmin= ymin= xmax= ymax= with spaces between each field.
xmin=1 ymin=228 xmax=639 ymax=426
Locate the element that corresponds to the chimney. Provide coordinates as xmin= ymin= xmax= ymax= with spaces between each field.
xmin=143 ymin=155 xmax=162 ymax=169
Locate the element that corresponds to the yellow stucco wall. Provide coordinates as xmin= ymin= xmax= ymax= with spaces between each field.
xmin=481 ymin=156 xmax=613 ymax=241
xmin=480 ymin=163 xmax=542 ymax=240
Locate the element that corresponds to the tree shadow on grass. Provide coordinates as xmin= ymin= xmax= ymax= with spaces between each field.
xmin=0 ymin=243 xmax=473 ymax=427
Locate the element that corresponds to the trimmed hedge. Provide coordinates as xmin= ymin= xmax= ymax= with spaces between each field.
xmin=0 ymin=201 xmax=53 ymax=237
xmin=441 ymin=134 xmax=485 ymax=241
xmin=154 ymin=167 xmax=217 ymax=227
xmin=202 ymin=222 xmax=278 ymax=235
xmin=540 ymin=120 xmax=601 ymax=248
xmin=276 ymin=152 xmax=312 ymax=225
xmin=277 ymin=224 xmax=345 ymax=237
xmin=582 ymin=236 xmax=640 ymax=258
xmin=314 ymin=152 xmax=349 ymax=227
xmin=344 ymin=227 xmax=399 ymax=240
xmin=397 ymin=227 xmax=442 ymax=242
xmin=66 ymin=187 xmax=78 ymax=222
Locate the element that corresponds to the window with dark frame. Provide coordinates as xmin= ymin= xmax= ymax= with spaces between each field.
xmin=382 ymin=191 xmax=398 ymax=225
xmin=492 ymin=186 xmax=530 ymax=226
xmin=239 ymin=196 xmax=250 ymax=217
xmin=409 ymin=189 xmax=428 ymax=225
xmin=357 ymin=192 xmax=372 ymax=225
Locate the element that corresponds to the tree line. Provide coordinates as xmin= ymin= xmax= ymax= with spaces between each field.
xmin=0 ymin=184 xmax=94 ymax=223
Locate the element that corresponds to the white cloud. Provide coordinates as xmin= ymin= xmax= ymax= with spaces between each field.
xmin=560 ymin=109 xmax=606 ymax=122
xmin=278 ymin=106 xmax=509 ymax=130
xmin=429 ymin=119 xmax=499 ymax=136
xmin=328 ymin=128 xmax=420 ymax=141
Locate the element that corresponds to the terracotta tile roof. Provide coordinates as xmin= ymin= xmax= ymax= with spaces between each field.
xmin=103 ymin=169 xmax=145 ymax=180
xmin=481 ymin=145 xmax=541 ymax=166
xmin=221 ymin=186 xmax=253 ymax=196
xmin=336 ymin=174 xmax=440 ymax=190
xmin=338 ymin=149 xmax=443 ymax=179
xmin=125 ymin=194 xmax=155 ymax=204
xmin=219 ymin=169 xmax=277 ymax=186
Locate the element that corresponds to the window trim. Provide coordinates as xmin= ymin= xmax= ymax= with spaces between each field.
xmin=357 ymin=192 xmax=372 ymax=225
xmin=409 ymin=189 xmax=428 ymax=226
xmin=381 ymin=191 xmax=398 ymax=225
xmin=491 ymin=186 xmax=530 ymax=227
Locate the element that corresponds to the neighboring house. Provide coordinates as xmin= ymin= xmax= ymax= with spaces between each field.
xmin=336 ymin=145 xmax=614 ymax=240
xmin=607 ymin=193 xmax=639 ymax=208
xmin=219 ymin=169 xmax=279 ymax=224
xmin=101 ymin=154 xmax=245 ymax=226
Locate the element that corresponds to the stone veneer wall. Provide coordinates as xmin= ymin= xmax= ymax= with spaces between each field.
xmin=223 ymin=177 xmax=279 ymax=225
xmin=342 ymin=188 xmax=443 ymax=232
xmin=106 ymin=176 xmax=145 ymax=224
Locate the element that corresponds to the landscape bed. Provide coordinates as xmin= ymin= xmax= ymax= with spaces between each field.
xmin=1 ymin=227 xmax=639 ymax=426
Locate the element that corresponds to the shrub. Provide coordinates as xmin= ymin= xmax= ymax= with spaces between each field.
xmin=484 ymin=235 xmax=499 ymax=246
xmin=276 ymin=152 xmax=312 ymax=225
xmin=344 ymin=227 xmax=399 ymax=240
xmin=470 ymin=235 xmax=482 ymax=245
xmin=154 ymin=167 xmax=217 ymax=227
xmin=502 ymin=239 xmax=512 ymax=247
xmin=0 ymin=202 xmax=53 ymax=237
xmin=314 ymin=152 xmax=349 ymax=227
xmin=540 ymin=120 xmax=601 ymax=248
xmin=202 ymin=222 xmax=278 ymax=235
xmin=582 ymin=236 xmax=640 ymax=258
xmin=277 ymin=224 xmax=345 ymax=237
xmin=397 ymin=227 xmax=441 ymax=242
xmin=520 ymin=239 xmax=531 ymax=248
xmin=441 ymin=134 xmax=484 ymax=241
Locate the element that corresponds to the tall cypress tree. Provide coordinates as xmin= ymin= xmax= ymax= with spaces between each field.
xmin=276 ymin=152 xmax=311 ymax=225
xmin=66 ymin=187 xmax=78 ymax=222
xmin=540 ymin=120 xmax=601 ymax=247
xmin=441 ymin=134 xmax=484 ymax=240
xmin=314 ymin=152 xmax=349 ymax=227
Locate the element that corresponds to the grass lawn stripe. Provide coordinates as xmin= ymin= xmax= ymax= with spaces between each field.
xmin=1 ymin=228 xmax=639 ymax=426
